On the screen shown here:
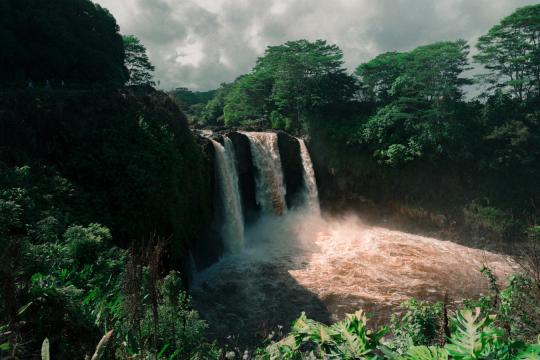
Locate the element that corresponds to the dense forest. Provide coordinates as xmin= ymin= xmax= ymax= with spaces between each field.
xmin=1 ymin=0 xmax=540 ymax=359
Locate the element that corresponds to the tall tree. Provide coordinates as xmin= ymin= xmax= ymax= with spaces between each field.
xmin=474 ymin=4 xmax=540 ymax=101
xmin=223 ymin=39 xmax=357 ymax=129
xmin=123 ymin=35 xmax=155 ymax=86
xmin=356 ymin=41 xmax=472 ymax=165
xmin=257 ymin=40 xmax=357 ymax=127
xmin=0 ymin=0 xmax=127 ymax=86
xmin=357 ymin=40 xmax=471 ymax=104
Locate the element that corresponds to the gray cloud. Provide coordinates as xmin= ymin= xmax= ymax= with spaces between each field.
xmin=94 ymin=0 xmax=538 ymax=90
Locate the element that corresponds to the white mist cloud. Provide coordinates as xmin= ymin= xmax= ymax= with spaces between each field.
xmin=93 ymin=0 xmax=538 ymax=90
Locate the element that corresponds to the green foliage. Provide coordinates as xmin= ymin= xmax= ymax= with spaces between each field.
xmin=169 ymin=86 xmax=220 ymax=124
xmin=474 ymin=4 xmax=540 ymax=100
xmin=224 ymin=71 xmax=273 ymax=125
xmin=1 ymin=88 xmax=213 ymax=264
xmin=0 ymin=0 xmax=127 ymax=86
xmin=256 ymin=304 xmax=540 ymax=360
xmin=123 ymin=35 xmax=155 ymax=86
xmin=463 ymin=201 xmax=515 ymax=238
xmin=389 ymin=299 xmax=444 ymax=354
xmin=115 ymin=271 xmax=217 ymax=359
xmin=357 ymin=41 xmax=471 ymax=104
xmin=400 ymin=346 xmax=448 ymax=360
xmin=200 ymin=83 xmax=231 ymax=125
xmin=356 ymin=41 xmax=471 ymax=165
xmin=258 ymin=310 xmax=386 ymax=359
xmin=223 ymin=39 xmax=357 ymax=129
xmin=64 ymin=223 xmax=111 ymax=265
xmin=41 ymin=338 xmax=49 ymax=360
xmin=0 ymin=88 xmax=215 ymax=358
xmin=498 ymin=274 xmax=540 ymax=341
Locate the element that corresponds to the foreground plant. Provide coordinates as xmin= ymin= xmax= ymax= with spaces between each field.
xmin=255 ymin=307 xmax=540 ymax=360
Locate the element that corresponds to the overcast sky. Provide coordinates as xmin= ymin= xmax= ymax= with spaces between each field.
xmin=93 ymin=0 xmax=538 ymax=91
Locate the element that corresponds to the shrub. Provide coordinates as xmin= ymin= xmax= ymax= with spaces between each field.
xmin=463 ymin=201 xmax=519 ymax=241
xmin=388 ymin=299 xmax=444 ymax=354
xmin=64 ymin=224 xmax=111 ymax=265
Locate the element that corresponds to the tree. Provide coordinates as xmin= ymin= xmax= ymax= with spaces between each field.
xmin=257 ymin=39 xmax=357 ymax=127
xmin=222 ymin=39 xmax=357 ymax=129
xmin=357 ymin=40 xmax=471 ymax=104
xmin=201 ymin=83 xmax=232 ymax=125
xmin=474 ymin=4 xmax=540 ymax=101
xmin=0 ymin=0 xmax=127 ymax=86
xmin=223 ymin=72 xmax=273 ymax=126
xmin=123 ymin=35 xmax=155 ymax=86
xmin=356 ymin=41 xmax=472 ymax=165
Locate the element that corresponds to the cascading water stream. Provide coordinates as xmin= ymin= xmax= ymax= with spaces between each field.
xmin=241 ymin=132 xmax=287 ymax=216
xmin=211 ymin=138 xmax=245 ymax=253
xmin=298 ymin=139 xmax=320 ymax=213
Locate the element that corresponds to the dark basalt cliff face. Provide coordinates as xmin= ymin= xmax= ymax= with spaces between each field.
xmin=191 ymin=136 xmax=224 ymax=270
xmin=227 ymin=131 xmax=260 ymax=224
xmin=277 ymin=131 xmax=304 ymax=209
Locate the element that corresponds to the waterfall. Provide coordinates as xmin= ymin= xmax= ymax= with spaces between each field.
xmin=298 ymin=139 xmax=320 ymax=213
xmin=241 ymin=132 xmax=287 ymax=216
xmin=211 ymin=138 xmax=245 ymax=253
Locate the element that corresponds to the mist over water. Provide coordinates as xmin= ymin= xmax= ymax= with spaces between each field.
xmin=191 ymin=208 xmax=516 ymax=345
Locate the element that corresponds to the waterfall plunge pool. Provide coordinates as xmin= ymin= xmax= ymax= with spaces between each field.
xmin=191 ymin=210 xmax=516 ymax=347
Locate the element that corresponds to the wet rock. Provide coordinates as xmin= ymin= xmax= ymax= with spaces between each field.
xmin=191 ymin=135 xmax=225 ymax=270
xmin=277 ymin=131 xmax=304 ymax=209
xmin=227 ymin=131 xmax=260 ymax=223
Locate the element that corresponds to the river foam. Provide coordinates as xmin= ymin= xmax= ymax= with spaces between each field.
xmin=191 ymin=209 xmax=517 ymax=345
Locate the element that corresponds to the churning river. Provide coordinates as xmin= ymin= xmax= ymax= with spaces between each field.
xmin=192 ymin=132 xmax=516 ymax=346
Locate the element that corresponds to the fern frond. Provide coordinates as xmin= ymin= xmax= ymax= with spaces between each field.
xmin=401 ymin=345 xmax=448 ymax=360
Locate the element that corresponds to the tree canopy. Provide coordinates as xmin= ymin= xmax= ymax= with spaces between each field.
xmin=474 ymin=4 xmax=540 ymax=101
xmin=123 ymin=34 xmax=156 ymax=86
xmin=0 ymin=0 xmax=127 ymax=86
xmin=356 ymin=40 xmax=471 ymax=104
xmin=355 ymin=40 xmax=472 ymax=165
xmin=223 ymin=39 xmax=357 ymax=130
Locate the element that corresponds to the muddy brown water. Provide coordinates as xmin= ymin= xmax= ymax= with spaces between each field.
xmin=191 ymin=212 xmax=517 ymax=347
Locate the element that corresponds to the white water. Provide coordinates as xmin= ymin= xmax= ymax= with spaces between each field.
xmin=298 ymin=139 xmax=320 ymax=214
xmin=241 ymin=132 xmax=287 ymax=216
xmin=192 ymin=211 xmax=516 ymax=344
xmin=211 ymin=138 xmax=245 ymax=253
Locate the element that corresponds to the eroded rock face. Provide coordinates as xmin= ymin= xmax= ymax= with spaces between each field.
xmin=227 ymin=131 xmax=260 ymax=224
xmin=277 ymin=131 xmax=304 ymax=209
xmin=191 ymin=136 xmax=225 ymax=271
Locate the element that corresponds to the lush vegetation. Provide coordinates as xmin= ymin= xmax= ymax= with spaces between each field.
xmin=0 ymin=0 xmax=127 ymax=87
xmin=2 ymin=1 xmax=540 ymax=359
xmin=0 ymin=87 xmax=216 ymax=358
xmin=190 ymin=4 xmax=540 ymax=243
xmin=169 ymin=87 xmax=218 ymax=123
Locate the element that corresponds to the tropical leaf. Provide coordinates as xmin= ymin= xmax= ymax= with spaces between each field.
xmin=446 ymin=308 xmax=488 ymax=358
xmin=41 ymin=338 xmax=50 ymax=360
xmin=516 ymin=344 xmax=540 ymax=360
xmin=401 ymin=345 xmax=448 ymax=360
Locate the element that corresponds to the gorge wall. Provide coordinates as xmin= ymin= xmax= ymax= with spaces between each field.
xmin=0 ymin=87 xmax=214 ymax=280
